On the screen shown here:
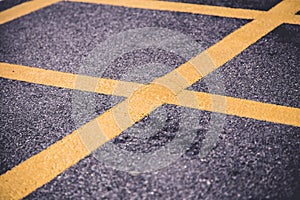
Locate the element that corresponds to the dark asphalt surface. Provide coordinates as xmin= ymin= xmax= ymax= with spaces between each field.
xmin=0 ymin=2 xmax=247 ymax=74
xmin=1 ymin=0 xmax=300 ymax=199
xmin=166 ymin=0 xmax=282 ymax=10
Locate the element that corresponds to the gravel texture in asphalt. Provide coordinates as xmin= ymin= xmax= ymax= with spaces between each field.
xmin=0 ymin=0 xmax=299 ymax=199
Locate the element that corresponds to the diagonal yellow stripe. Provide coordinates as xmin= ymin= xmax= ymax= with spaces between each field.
xmin=0 ymin=131 xmax=90 ymax=200
xmin=1 ymin=1 xmax=299 ymax=199
xmin=0 ymin=0 xmax=61 ymax=25
xmin=153 ymin=0 xmax=300 ymax=91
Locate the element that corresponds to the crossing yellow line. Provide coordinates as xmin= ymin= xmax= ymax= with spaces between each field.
xmin=1 ymin=1 xmax=299 ymax=199
xmin=0 ymin=0 xmax=61 ymax=25
xmin=69 ymin=0 xmax=264 ymax=20
xmin=1 ymin=62 xmax=299 ymax=127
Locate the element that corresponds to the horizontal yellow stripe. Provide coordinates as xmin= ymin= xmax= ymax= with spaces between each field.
xmin=0 ymin=62 xmax=76 ymax=89
xmin=224 ymin=95 xmax=300 ymax=127
xmin=0 ymin=62 xmax=142 ymax=97
xmin=285 ymin=15 xmax=300 ymax=25
xmin=68 ymin=0 xmax=264 ymax=19
xmin=0 ymin=0 xmax=60 ymax=25
xmin=171 ymin=91 xmax=300 ymax=127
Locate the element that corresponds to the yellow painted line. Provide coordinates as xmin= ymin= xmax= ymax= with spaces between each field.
xmin=155 ymin=0 xmax=300 ymax=91
xmin=68 ymin=0 xmax=299 ymax=25
xmin=0 ymin=62 xmax=75 ymax=89
xmin=1 ymin=62 xmax=299 ymax=127
xmin=0 ymin=130 xmax=90 ymax=199
xmin=68 ymin=0 xmax=264 ymax=20
xmin=1 ymin=1 xmax=299 ymax=199
xmin=0 ymin=84 xmax=174 ymax=199
xmin=0 ymin=62 xmax=143 ymax=97
xmin=0 ymin=0 xmax=61 ymax=25
xmin=171 ymin=91 xmax=300 ymax=127
xmin=285 ymin=14 xmax=300 ymax=25
xmin=223 ymin=96 xmax=300 ymax=127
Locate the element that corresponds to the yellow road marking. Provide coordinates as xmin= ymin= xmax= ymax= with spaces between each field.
xmin=155 ymin=0 xmax=299 ymax=87
xmin=223 ymin=95 xmax=300 ymax=127
xmin=285 ymin=14 xmax=300 ymax=25
xmin=0 ymin=0 xmax=298 ymax=26
xmin=0 ymin=0 xmax=61 ymax=25
xmin=0 ymin=62 xmax=75 ymax=90
xmin=69 ymin=0 xmax=264 ymax=20
xmin=1 ymin=0 xmax=300 ymax=199
xmin=1 ymin=62 xmax=299 ymax=127
xmin=0 ymin=62 xmax=143 ymax=96
xmin=171 ymin=91 xmax=300 ymax=127
xmin=0 ymin=131 xmax=90 ymax=200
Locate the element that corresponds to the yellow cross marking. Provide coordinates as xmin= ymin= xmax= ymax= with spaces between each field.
xmin=0 ymin=0 xmax=299 ymax=199
xmin=1 ymin=62 xmax=299 ymax=127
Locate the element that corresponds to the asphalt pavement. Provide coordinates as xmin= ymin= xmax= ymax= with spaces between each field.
xmin=0 ymin=0 xmax=299 ymax=199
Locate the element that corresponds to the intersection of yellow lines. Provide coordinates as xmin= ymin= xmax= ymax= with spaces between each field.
xmin=0 ymin=0 xmax=300 ymax=199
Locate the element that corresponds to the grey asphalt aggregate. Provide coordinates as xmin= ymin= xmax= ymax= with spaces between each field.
xmin=0 ymin=0 xmax=299 ymax=199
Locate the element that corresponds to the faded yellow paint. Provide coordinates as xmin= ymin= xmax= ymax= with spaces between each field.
xmin=74 ymin=74 xmax=99 ymax=92
xmin=206 ymin=20 xmax=281 ymax=68
xmin=153 ymin=71 xmax=190 ymax=94
xmin=112 ymin=81 xmax=143 ymax=97
xmin=127 ymin=84 xmax=177 ymax=121
xmin=78 ymin=119 xmax=110 ymax=152
xmin=96 ymin=109 xmax=124 ymax=140
xmin=175 ymin=62 xmax=203 ymax=85
xmin=0 ymin=0 xmax=61 ymax=24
